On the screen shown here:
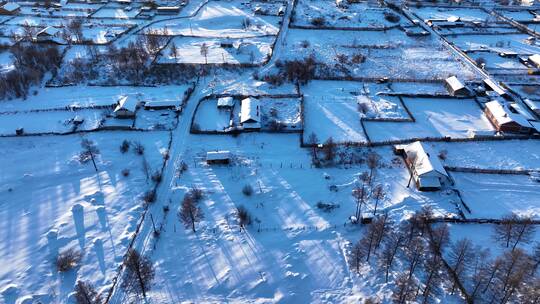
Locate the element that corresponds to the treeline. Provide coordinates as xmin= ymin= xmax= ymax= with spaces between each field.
xmin=0 ymin=43 xmax=62 ymax=100
xmin=58 ymin=32 xmax=198 ymax=86
xmin=349 ymin=207 xmax=540 ymax=303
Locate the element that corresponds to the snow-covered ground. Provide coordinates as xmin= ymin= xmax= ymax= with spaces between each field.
xmin=0 ymin=131 xmax=170 ymax=302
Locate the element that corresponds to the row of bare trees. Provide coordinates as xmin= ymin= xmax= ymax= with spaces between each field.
xmin=0 ymin=43 xmax=61 ymax=100
xmin=349 ymin=207 xmax=539 ymax=303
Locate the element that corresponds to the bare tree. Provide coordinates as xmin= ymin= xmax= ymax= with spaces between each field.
xmin=520 ymin=276 xmax=540 ymax=304
xmin=80 ymin=139 xmax=99 ymax=172
xmin=306 ymin=132 xmax=319 ymax=162
xmin=392 ymin=272 xmax=418 ymax=304
xmin=404 ymin=236 xmax=424 ymax=280
xmin=349 ymin=239 xmax=365 ymax=273
xmin=200 ymin=43 xmax=209 ymax=64
xmin=366 ymin=151 xmax=380 ymax=185
xmin=379 ymin=231 xmax=404 ymax=282
xmin=322 ymin=137 xmax=336 ymax=162
xmin=74 ymin=281 xmax=102 ymax=304
xmin=531 ymin=242 xmax=540 ymax=276
xmin=236 ymin=205 xmax=251 ymax=231
xmin=448 ymin=238 xmax=475 ymax=293
xmin=122 ymin=249 xmax=155 ymax=299
xmin=169 ymin=41 xmax=178 ymax=60
xmin=468 ymin=247 xmax=491 ymax=300
xmin=178 ymin=194 xmax=204 ymax=233
xmin=371 ymin=184 xmax=384 ymax=215
xmin=421 ymin=254 xmax=444 ymax=304
xmin=68 ymin=18 xmax=84 ymax=43
xmin=493 ymin=213 xmax=537 ymax=251
xmin=492 ymin=249 xmax=533 ymax=303
xmin=429 ymin=223 xmax=450 ymax=254
xmin=352 ymin=172 xmax=369 ymax=223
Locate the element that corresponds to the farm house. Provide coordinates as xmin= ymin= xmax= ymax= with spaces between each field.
xmin=484 ymin=100 xmax=534 ymax=134
xmin=114 ymin=96 xmax=138 ymax=118
xmin=0 ymin=2 xmax=20 ymax=15
xmin=217 ymin=97 xmax=234 ymax=108
xmin=240 ymin=98 xmax=261 ymax=130
xmin=396 ymin=141 xmax=450 ymax=191
xmin=206 ymin=151 xmax=231 ymax=164
xmin=444 ymin=76 xmax=469 ymax=96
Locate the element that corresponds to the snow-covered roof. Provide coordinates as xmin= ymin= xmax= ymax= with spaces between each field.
xmin=37 ymin=26 xmax=60 ymax=37
xmin=403 ymin=141 xmax=448 ymax=178
xmin=207 ymin=151 xmax=231 ymax=161
xmin=445 ymin=76 xmax=465 ymax=92
xmin=144 ymin=100 xmax=179 ymax=108
xmin=529 ymin=54 xmax=540 ymax=67
xmin=1 ymin=2 xmax=21 ymax=12
xmin=485 ymin=100 xmax=532 ymax=128
xmin=418 ymin=176 xmax=441 ymax=189
xmin=114 ymin=95 xmax=137 ymax=113
xmin=217 ymin=97 xmax=234 ymax=107
xmin=483 ymin=78 xmax=507 ymax=96
xmin=240 ymin=98 xmax=260 ymax=124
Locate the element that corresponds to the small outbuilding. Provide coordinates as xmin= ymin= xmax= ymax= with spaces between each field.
xmin=114 ymin=95 xmax=138 ymax=118
xmin=156 ymin=6 xmax=180 ymax=14
xmin=483 ymin=78 xmax=509 ymax=100
xmin=240 ymin=98 xmax=261 ymax=130
xmin=444 ymin=76 xmax=469 ymax=96
xmin=217 ymin=97 xmax=234 ymax=108
xmin=529 ymin=54 xmax=540 ymax=68
xmin=0 ymin=2 xmax=21 ymax=15
xmin=206 ymin=151 xmax=231 ymax=164
xmin=484 ymin=100 xmax=534 ymax=134
xmin=396 ymin=141 xmax=449 ymax=191
xmin=35 ymin=26 xmax=62 ymax=43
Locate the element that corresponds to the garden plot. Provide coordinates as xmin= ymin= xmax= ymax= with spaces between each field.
xmin=147 ymin=0 xmax=281 ymax=37
xmin=467 ymin=51 xmax=527 ymax=70
xmin=446 ymin=224 xmax=540 ymax=257
xmin=439 ymin=26 xmax=521 ymax=36
xmin=451 ymin=172 xmax=540 ymax=219
xmin=192 ymin=98 xmax=232 ymax=132
xmin=5 ymin=16 xmax=65 ymax=27
xmin=0 ymin=109 xmax=105 ymax=135
xmin=0 ymin=131 xmax=169 ymax=303
xmin=431 ymin=140 xmax=540 ymax=170
xmin=92 ymin=8 xmax=141 ymax=19
xmin=19 ymin=6 xmax=90 ymax=17
xmin=0 ymin=85 xmax=192 ymax=112
xmin=364 ymin=98 xmax=493 ymax=142
xmin=144 ymin=133 xmax=459 ymax=302
xmin=411 ymin=7 xmax=492 ymax=22
xmin=292 ymin=0 xmax=410 ymax=29
xmin=134 ymin=110 xmax=177 ymax=130
xmin=302 ymin=81 xmax=369 ymax=144
xmin=0 ymin=50 xmax=14 ymax=73
xmin=284 ymin=28 xmax=479 ymax=80
xmin=249 ymin=0 xmax=286 ymax=16
xmin=448 ymin=33 xmax=540 ymax=53
xmin=80 ymin=25 xmax=130 ymax=44
xmin=259 ymin=97 xmax=302 ymax=130
xmin=498 ymin=9 xmax=539 ymax=22
xmin=157 ymin=36 xmax=274 ymax=65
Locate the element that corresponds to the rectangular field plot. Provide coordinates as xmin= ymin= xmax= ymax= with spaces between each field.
xmin=451 ymin=172 xmax=540 ymax=219
xmin=448 ymin=33 xmax=540 ymax=53
xmin=157 ymin=36 xmax=275 ymax=65
xmin=292 ymin=0 xmax=411 ymax=29
xmin=364 ymin=98 xmax=494 ymax=142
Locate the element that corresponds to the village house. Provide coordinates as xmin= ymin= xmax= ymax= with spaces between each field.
xmin=217 ymin=97 xmax=234 ymax=108
xmin=484 ymin=100 xmax=534 ymax=134
xmin=395 ymin=141 xmax=450 ymax=191
xmin=34 ymin=26 xmax=63 ymax=43
xmin=528 ymin=54 xmax=540 ymax=68
xmin=0 ymin=2 xmax=20 ymax=15
xmin=483 ymin=78 xmax=510 ymax=100
xmin=156 ymin=6 xmax=180 ymax=14
xmin=444 ymin=76 xmax=469 ymax=96
xmin=206 ymin=151 xmax=231 ymax=165
xmin=240 ymin=98 xmax=261 ymax=130
xmin=114 ymin=95 xmax=138 ymax=118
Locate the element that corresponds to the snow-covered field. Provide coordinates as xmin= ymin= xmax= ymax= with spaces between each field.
xmin=1 ymin=0 xmax=539 ymax=302
xmin=0 ymin=131 xmax=170 ymax=302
